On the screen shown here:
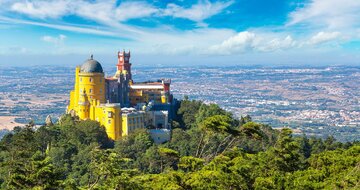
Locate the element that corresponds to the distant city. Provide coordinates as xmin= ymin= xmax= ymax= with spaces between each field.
xmin=0 ymin=65 xmax=359 ymax=142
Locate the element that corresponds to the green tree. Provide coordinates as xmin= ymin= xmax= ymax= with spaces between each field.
xmin=86 ymin=148 xmax=141 ymax=189
xmin=158 ymin=148 xmax=179 ymax=172
xmin=134 ymin=171 xmax=185 ymax=190
xmin=240 ymin=115 xmax=252 ymax=126
xmin=270 ymin=128 xmax=306 ymax=172
xmin=176 ymin=99 xmax=202 ymax=129
xmin=196 ymin=115 xmax=233 ymax=159
xmin=195 ymin=104 xmax=232 ymax=125
xmin=178 ymin=156 xmax=204 ymax=172
xmin=114 ymin=129 xmax=153 ymax=172
xmin=166 ymin=128 xmax=193 ymax=156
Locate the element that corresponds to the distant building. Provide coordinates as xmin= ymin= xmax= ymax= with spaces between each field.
xmin=67 ymin=51 xmax=176 ymax=142
xmin=121 ymin=108 xmax=145 ymax=136
xmin=150 ymin=129 xmax=171 ymax=144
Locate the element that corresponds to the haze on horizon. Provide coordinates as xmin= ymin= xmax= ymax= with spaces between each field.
xmin=0 ymin=0 xmax=360 ymax=66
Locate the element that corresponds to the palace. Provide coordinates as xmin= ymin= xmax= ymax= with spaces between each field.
xmin=67 ymin=51 xmax=176 ymax=142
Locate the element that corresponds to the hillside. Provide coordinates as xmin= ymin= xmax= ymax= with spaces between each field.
xmin=0 ymin=99 xmax=359 ymax=189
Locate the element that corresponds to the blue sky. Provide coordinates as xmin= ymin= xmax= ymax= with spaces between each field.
xmin=0 ymin=0 xmax=360 ymax=66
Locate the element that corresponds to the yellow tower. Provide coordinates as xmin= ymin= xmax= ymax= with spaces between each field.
xmin=78 ymin=89 xmax=89 ymax=119
xmin=78 ymin=55 xmax=106 ymax=105
xmin=67 ymin=55 xmax=122 ymax=141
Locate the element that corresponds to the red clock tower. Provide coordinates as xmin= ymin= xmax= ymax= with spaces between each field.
xmin=117 ymin=50 xmax=132 ymax=80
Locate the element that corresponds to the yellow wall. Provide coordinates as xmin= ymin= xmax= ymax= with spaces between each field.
xmin=98 ymin=105 xmax=121 ymax=140
xmin=77 ymin=90 xmax=89 ymax=119
xmin=122 ymin=112 xmax=145 ymax=136
xmin=122 ymin=115 xmax=129 ymax=137
xmin=67 ymin=67 xmax=122 ymax=141
xmin=161 ymin=95 xmax=167 ymax=103
xmin=78 ymin=72 xmax=105 ymax=104
xmin=129 ymin=89 xmax=166 ymax=105
xmin=74 ymin=66 xmax=80 ymax=110
xmin=68 ymin=90 xmax=75 ymax=111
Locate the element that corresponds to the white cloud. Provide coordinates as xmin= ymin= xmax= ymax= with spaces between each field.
xmin=10 ymin=0 xmax=157 ymax=24
xmin=0 ymin=16 xmax=122 ymax=37
xmin=209 ymin=31 xmax=257 ymax=54
xmin=115 ymin=2 xmax=158 ymax=22
xmin=5 ymin=0 xmax=237 ymax=52
xmin=258 ymin=36 xmax=296 ymax=52
xmin=308 ymin=31 xmax=341 ymax=45
xmin=141 ymin=28 xmax=235 ymax=54
xmin=209 ymin=32 xmax=297 ymax=54
xmin=288 ymin=0 xmax=360 ymax=29
xmin=42 ymin=34 xmax=66 ymax=46
xmin=162 ymin=0 xmax=233 ymax=25
xmin=9 ymin=0 xmax=230 ymax=26
xmin=11 ymin=0 xmax=71 ymax=19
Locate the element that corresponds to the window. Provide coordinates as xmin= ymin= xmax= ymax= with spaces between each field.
xmin=80 ymin=77 xmax=82 ymax=82
xmin=89 ymin=89 xmax=92 ymax=93
xmin=108 ymin=119 xmax=111 ymax=124
xmin=108 ymin=111 xmax=112 ymax=118
xmin=100 ymin=89 xmax=102 ymax=93
xmin=90 ymin=78 xmax=92 ymax=82
xmin=100 ymin=78 xmax=102 ymax=83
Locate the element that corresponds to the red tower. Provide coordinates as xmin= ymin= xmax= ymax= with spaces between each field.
xmin=117 ymin=50 xmax=132 ymax=79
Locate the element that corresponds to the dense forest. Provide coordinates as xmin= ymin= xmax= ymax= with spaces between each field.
xmin=0 ymin=98 xmax=359 ymax=189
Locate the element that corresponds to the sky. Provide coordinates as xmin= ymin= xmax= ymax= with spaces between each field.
xmin=0 ymin=0 xmax=360 ymax=66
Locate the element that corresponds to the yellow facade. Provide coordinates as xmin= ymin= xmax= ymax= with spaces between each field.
xmin=129 ymin=89 xmax=165 ymax=105
xmin=97 ymin=104 xmax=121 ymax=140
xmin=78 ymin=72 xmax=105 ymax=103
xmin=121 ymin=110 xmax=145 ymax=136
xmin=67 ymin=63 xmax=122 ymax=140
xmin=77 ymin=89 xmax=90 ymax=119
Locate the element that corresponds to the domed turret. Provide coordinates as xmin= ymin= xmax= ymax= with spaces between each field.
xmin=80 ymin=55 xmax=103 ymax=73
